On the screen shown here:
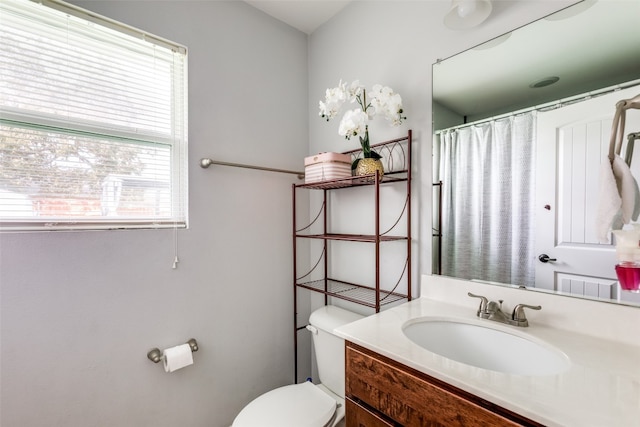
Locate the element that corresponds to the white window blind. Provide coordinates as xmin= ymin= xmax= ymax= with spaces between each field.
xmin=0 ymin=0 xmax=188 ymax=231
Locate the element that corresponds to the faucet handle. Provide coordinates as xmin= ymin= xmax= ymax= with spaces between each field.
xmin=511 ymin=304 xmax=542 ymax=326
xmin=467 ymin=292 xmax=488 ymax=316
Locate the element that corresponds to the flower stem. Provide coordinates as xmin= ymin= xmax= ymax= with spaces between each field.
xmin=360 ymin=128 xmax=371 ymax=157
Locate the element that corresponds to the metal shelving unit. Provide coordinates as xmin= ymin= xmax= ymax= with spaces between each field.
xmin=292 ymin=130 xmax=413 ymax=380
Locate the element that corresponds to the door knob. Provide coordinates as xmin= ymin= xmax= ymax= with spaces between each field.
xmin=538 ymin=254 xmax=557 ymax=263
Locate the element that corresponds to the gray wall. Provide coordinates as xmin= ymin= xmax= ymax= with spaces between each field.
xmin=0 ymin=1 xmax=576 ymax=426
xmin=307 ymin=0 xmax=575 ymax=281
xmin=0 ymin=2 xmax=308 ymax=426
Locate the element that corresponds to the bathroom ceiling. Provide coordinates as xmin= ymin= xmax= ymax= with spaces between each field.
xmin=243 ymin=0 xmax=352 ymax=34
xmin=244 ymin=1 xmax=640 ymax=124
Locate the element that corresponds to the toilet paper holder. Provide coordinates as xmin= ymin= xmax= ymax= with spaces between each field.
xmin=147 ymin=338 xmax=199 ymax=363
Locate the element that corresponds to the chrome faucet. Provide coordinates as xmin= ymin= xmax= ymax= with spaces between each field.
xmin=468 ymin=292 xmax=541 ymax=327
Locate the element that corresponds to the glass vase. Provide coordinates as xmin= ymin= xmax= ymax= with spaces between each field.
xmin=615 ymin=261 xmax=640 ymax=292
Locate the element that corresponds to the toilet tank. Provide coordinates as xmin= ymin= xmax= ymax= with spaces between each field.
xmin=308 ymin=305 xmax=363 ymax=398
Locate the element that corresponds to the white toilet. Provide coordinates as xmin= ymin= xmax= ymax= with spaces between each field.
xmin=232 ymin=305 xmax=363 ymax=427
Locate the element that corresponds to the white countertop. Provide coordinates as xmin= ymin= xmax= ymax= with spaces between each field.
xmin=335 ymin=296 xmax=640 ymax=427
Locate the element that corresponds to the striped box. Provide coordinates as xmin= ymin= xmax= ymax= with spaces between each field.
xmin=304 ymin=152 xmax=352 ymax=183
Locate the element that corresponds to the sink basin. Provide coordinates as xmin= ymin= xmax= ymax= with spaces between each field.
xmin=402 ymin=319 xmax=570 ymax=376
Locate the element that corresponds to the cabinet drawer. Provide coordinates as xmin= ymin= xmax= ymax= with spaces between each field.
xmin=346 ymin=398 xmax=396 ymax=427
xmin=346 ymin=342 xmax=540 ymax=427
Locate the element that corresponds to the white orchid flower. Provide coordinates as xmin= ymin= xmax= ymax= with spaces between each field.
xmin=348 ymin=80 xmax=365 ymax=102
xmin=338 ymin=108 xmax=369 ymax=140
xmin=319 ymin=80 xmax=348 ymax=120
xmin=320 ymin=80 xmax=406 ymax=157
xmin=370 ymin=85 xmax=405 ymax=126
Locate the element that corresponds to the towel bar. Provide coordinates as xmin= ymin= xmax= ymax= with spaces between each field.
xmin=200 ymin=157 xmax=304 ymax=179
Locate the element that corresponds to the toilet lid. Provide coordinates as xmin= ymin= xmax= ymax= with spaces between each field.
xmin=232 ymin=382 xmax=337 ymax=427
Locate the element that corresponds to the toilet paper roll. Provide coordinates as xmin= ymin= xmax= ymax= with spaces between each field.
xmin=163 ymin=343 xmax=193 ymax=373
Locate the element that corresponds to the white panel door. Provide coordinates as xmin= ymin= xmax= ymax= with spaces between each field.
xmin=535 ymin=86 xmax=640 ymax=304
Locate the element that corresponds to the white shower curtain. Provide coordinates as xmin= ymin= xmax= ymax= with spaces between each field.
xmin=434 ymin=112 xmax=536 ymax=286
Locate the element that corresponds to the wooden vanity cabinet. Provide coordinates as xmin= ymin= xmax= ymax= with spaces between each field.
xmin=346 ymin=398 xmax=395 ymax=427
xmin=345 ymin=341 xmax=543 ymax=427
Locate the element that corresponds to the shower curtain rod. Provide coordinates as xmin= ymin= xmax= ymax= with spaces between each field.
xmin=200 ymin=157 xmax=305 ymax=179
xmin=435 ymin=79 xmax=640 ymax=134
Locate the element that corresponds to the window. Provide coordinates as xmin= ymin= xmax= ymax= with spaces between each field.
xmin=0 ymin=0 xmax=188 ymax=231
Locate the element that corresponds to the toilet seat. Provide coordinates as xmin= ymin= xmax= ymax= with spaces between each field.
xmin=232 ymin=381 xmax=337 ymax=427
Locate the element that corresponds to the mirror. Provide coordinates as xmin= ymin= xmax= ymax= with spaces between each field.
xmin=432 ymin=0 xmax=640 ymax=307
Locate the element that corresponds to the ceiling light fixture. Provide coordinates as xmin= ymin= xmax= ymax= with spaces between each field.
xmin=529 ymin=76 xmax=560 ymax=89
xmin=444 ymin=0 xmax=492 ymax=30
